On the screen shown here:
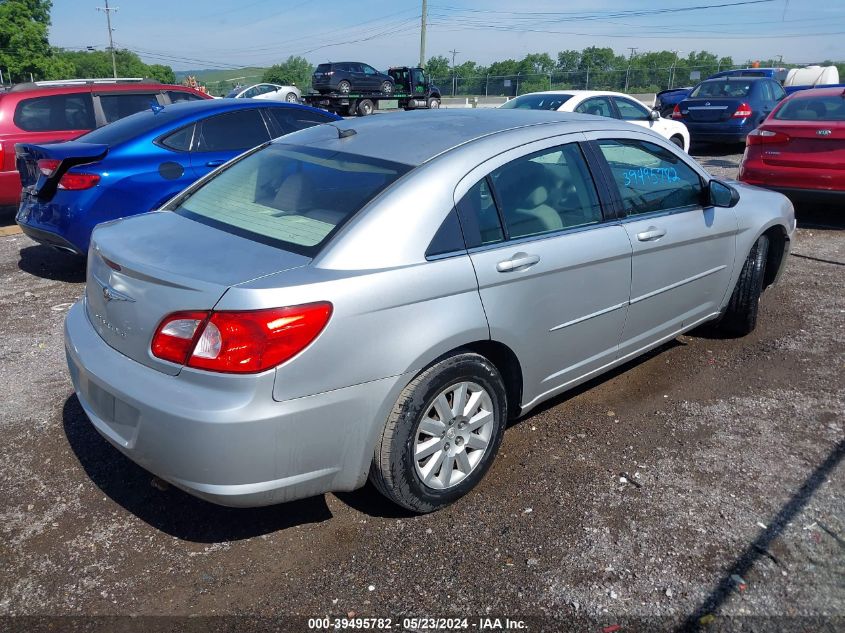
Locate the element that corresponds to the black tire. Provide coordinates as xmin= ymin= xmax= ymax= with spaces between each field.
xmin=356 ymin=99 xmax=374 ymax=116
xmin=337 ymin=80 xmax=351 ymax=94
xmin=670 ymin=135 xmax=685 ymax=149
xmin=370 ymin=352 xmax=508 ymax=513
xmin=427 ymin=96 xmax=441 ymax=109
xmin=284 ymin=92 xmax=298 ymax=103
xmin=381 ymin=80 xmax=394 ymax=95
xmin=718 ymin=235 xmax=769 ymax=336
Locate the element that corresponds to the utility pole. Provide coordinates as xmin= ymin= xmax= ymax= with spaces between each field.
xmin=97 ymin=0 xmax=119 ymax=79
xmin=419 ymin=0 xmax=427 ymax=67
xmin=668 ymin=50 xmax=679 ymax=90
xmin=624 ymin=47 xmax=637 ymax=92
xmin=449 ymin=48 xmax=459 ymax=97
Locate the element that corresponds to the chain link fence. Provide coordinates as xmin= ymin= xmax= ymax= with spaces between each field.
xmin=430 ymin=64 xmax=765 ymax=97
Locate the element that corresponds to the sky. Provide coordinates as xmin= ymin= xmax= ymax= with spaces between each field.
xmin=48 ymin=0 xmax=845 ymax=71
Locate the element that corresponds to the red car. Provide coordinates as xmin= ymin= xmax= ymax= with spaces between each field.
xmin=738 ymin=87 xmax=845 ymax=202
xmin=0 ymin=79 xmax=210 ymax=210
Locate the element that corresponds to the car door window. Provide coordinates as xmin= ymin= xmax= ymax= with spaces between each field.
xmin=194 ymin=109 xmax=271 ymax=152
xmin=362 ymin=65 xmax=377 ymax=76
xmin=596 ymin=139 xmax=703 ymax=216
xmin=613 ymin=97 xmax=650 ymax=121
xmin=99 ymin=93 xmax=159 ymax=123
xmin=574 ymin=97 xmax=614 ymax=118
xmin=266 ymin=108 xmax=336 ymax=135
xmin=771 ymin=81 xmax=786 ymax=101
xmin=13 ymin=94 xmax=95 ymax=131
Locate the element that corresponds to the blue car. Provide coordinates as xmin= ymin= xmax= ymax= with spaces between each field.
xmin=672 ymin=76 xmax=786 ymax=144
xmin=15 ymin=99 xmax=340 ymax=255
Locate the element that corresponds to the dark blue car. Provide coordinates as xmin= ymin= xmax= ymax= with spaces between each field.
xmin=672 ymin=77 xmax=786 ymax=144
xmin=15 ymin=99 xmax=340 ymax=255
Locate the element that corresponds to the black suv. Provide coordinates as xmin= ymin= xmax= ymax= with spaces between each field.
xmin=312 ymin=62 xmax=395 ymax=95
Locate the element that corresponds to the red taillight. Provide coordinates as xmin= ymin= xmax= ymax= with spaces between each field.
xmin=37 ymin=158 xmax=61 ymax=177
xmin=733 ymin=102 xmax=753 ymax=118
xmin=151 ymin=303 xmax=332 ymax=373
xmin=58 ymin=172 xmax=100 ymax=190
xmin=746 ymin=128 xmax=790 ymax=146
xmin=671 ymin=104 xmax=683 ymax=119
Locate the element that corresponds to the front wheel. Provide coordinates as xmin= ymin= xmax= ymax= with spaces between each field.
xmin=718 ymin=235 xmax=769 ymax=337
xmin=670 ymin=135 xmax=685 ymax=149
xmin=284 ymin=92 xmax=298 ymax=103
xmin=381 ymin=80 xmax=394 ymax=95
xmin=427 ymin=97 xmax=441 ymax=109
xmin=370 ymin=352 xmax=508 ymax=513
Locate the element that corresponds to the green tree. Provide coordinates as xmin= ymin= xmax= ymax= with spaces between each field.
xmin=263 ymin=56 xmax=313 ymax=89
xmin=425 ymin=55 xmax=450 ymax=78
xmin=54 ymin=49 xmax=175 ymax=83
xmin=0 ymin=0 xmax=73 ymax=82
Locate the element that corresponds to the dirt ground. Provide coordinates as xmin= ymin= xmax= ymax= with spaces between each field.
xmin=0 ymin=146 xmax=842 ymax=633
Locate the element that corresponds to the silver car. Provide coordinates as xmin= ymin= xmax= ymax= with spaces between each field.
xmin=64 ymin=110 xmax=795 ymax=513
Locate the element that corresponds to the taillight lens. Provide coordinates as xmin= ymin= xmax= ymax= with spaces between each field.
xmin=37 ymin=158 xmax=61 ymax=176
xmin=746 ymin=128 xmax=790 ymax=146
xmin=58 ymin=172 xmax=100 ymax=190
xmin=733 ymin=102 xmax=753 ymax=118
xmin=671 ymin=104 xmax=683 ymax=119
xmin=151 ymin=303 xmax=332 ymax=373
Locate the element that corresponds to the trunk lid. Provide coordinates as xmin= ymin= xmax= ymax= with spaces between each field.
xmin=681 ymin=98 xmax=744 ymax=122
xmin=85 ymin=211 xmax=311 ymax=375
xmin=16 ymin=141 xmax=108 ymax=199
xmin=759 ymin=121 xmax=845 ymax=169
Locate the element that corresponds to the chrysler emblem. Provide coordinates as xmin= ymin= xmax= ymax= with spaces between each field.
xmin=102 ymin=284 xmax=135 ymax=303
xmin=817 ymin=129 xmax=832 ymax=136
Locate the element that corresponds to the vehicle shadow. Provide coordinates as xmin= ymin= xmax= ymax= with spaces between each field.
xmin=334 ymin=482 xmax=419 ymax=520
xmin=18 ymin=245 xmax=86 ymax=283
xmin=62 ymin=395 xmax=333 ymax=542
xmin=795 ymin=205 xmax=845 ymax=231
xmin=675 ymin=438 xmax=844 ymax=632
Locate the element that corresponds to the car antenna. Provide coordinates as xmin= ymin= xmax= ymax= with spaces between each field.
xmin=327 ymin=123 xmax=356 ymax=139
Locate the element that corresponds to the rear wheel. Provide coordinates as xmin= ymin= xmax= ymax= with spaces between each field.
xmin=284 ymin=92 xmax=298 ymax=103
xmin=427 ymin=97 xmax=441 ymax=109
xmin=356 ymin=99 xmax=375 ymax=116
xmin=337 ymin=80 xmax=351 ymax=94
xmin=370 ymin=352 xmax=508 ymax=513
xmin=718 ymin=235 xmax=769 ymax=336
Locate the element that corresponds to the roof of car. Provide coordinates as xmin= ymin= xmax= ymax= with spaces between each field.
xmin=279 ymin=109 xmax=634 ymax=167
xmin=784 ymin=86 xmax=845 ymax=98
xmin=520 ymin=90 xmax=635 ymax=99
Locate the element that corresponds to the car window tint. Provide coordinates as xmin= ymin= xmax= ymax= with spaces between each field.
xmin=771 ymin=82 xmax=786 ymax=100
xmin=499 ymin=94 xmax=573 ymax=110
xmin=267 ymin=108 xmax=335 ymax=136
xmin=13 ymin=94 xmax=95 ymax=132
xmin=490 ymin=144 xmax=602 ymax=239
xmin=613 ymin=97 xmax=650 ymax=120
xmin=99 ymin=93 xmax=159 ymax=123
xmin=174 ymin=144 xmax=411 ymax=256
xmin=160 ymin=124 xmax=194 ymax=151
xmin=775 ymin=96 xmax=845 ymax=121
xmin=690 ymin=81 xmax=752 ymax=98
xmin=456 ymin=178 xmax=504 ymax=247
xmin=363 ymin=65 xmax=377 ymax=75
xmin=195 ymin=109 xmax=270 ymax=152
xmin=574 ymin=97 xmax=613 ymax=118
xmin=426 ymin=208 xmax=466 ymax=258
xmin=168 ymin=90 xmax=204 ymax=103
xmin=760 ymin=82 xmax=772 ymax=101
xmin=597 ymin=139 xmax=703 ymax=216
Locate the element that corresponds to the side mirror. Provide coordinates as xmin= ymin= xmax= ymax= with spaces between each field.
xmin=649 ymin=109 xmax=660 ymax=120
xmin=708 ymin=179 xmax=740 ymax=208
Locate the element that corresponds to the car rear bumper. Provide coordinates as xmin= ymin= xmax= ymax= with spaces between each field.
xmin=17 ymin=220 xmax=85 ymax=255
xmin=684 ymin=120 xmax=756 ymax=144
xmin=739 ymin=162 xmax=845 ymax=203
xmin=64 ymin=300 xmax=406 ymax=507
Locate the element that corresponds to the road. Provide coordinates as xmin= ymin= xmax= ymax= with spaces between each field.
xmin=0 ymin=147 xmax=842 ymax=632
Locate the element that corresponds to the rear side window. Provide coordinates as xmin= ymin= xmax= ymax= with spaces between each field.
xmin=13 ymin=94 xmax=95 ymax=131
xmin=194 ymin=109 xmax=270 ymax=152
xmin=173 ymin=144 xmax=411 ymax=255
xmin=159 ymin=124 xmax=194 ymax=151
xmin=456 ymin=178 xmax=504 ymax=247
xmin=775 ymin=96 xmax=845 ymax=121
xmin=99 ymin=93 xmax=160 ymax=123
xmin=597 ymin=139 xmax=703 ymax=216
xmin=167 ymin=90 xmax=205 ymax=103
xmin=267 ymin=108 xmax=335 ymax=136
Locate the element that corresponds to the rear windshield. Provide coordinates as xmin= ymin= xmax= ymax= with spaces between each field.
xmin=78 ymin=104 xmax=192 ymax=145
xmin=315 ymin=64 xmax=332 ymax=73
xmin=500 ymin=94 xmax=573 ymax=110
xmin=775 ymin=95 xmax=845 ymax=121
xmin=172 ymin=143 xmax=412 ymax=256
xmin=690 ymin=80 xmax=753 ymax=99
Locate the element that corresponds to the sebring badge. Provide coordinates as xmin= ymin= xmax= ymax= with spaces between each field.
xmin=101 ymin=284 xmax=135 ymax=303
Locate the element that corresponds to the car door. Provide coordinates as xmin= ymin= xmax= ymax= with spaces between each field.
xmin=189 ymin=108 xmax=273 ymax=178
xmin=348 ymin=63 xmax=367 ymax=90
xmin=573 ymin=96 xmax=615 ymax=118
xmin=455 ymin=137 xmax=632 ymax=408
xmin=587 ymin=133 xmax=738 ymax=357
xmin=361 ymin=64 xmax=380 ymax=90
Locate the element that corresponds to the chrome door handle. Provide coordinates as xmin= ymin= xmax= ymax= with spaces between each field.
xmin=636 ymin=227 xmax=666 ymax=241
xmin=496 ymin=252 xmax=540 ymax=272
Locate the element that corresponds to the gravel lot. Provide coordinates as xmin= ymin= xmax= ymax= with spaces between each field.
xmin=0 ymin=147 xmax=842 ymax=633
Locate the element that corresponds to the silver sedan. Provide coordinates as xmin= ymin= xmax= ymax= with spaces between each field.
xmin=65 ymin=110 xmax=795 ymax=512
